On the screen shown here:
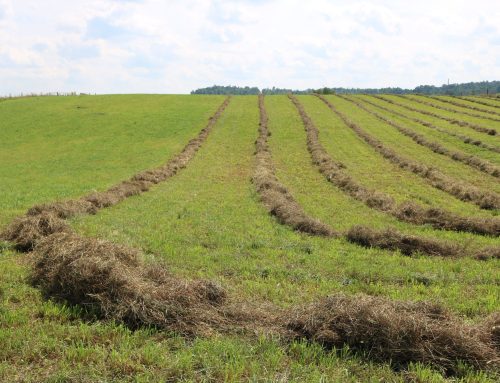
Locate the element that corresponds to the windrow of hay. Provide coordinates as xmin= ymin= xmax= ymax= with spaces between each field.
xmin=253 ymin=95 xmax=336 ymax=237
xmin=340 ymin=95 xmax=500 ymax=178
xmin=1 ymin=97 xmax=231 ymax=250
xmin=346 ymin=225 xmax=461 ymax=257
xmin=428 ymin=96 xmax=500 ymax=118
xmin=282 ymin=294 xmax=499 ymax=374
xmin=459 ymin=96 xmax=500 ymax=110
xmin=374 ymin=95 xmax=497 ymax=136
xmin=31 ymin=232 xmax=236 ymax=336
xmin=288 ymin=94 xmax=500 ymax=239
xmin=316 ymin=94 xmax=500 ymax=211
xmin=2 ymin=95 xmax=500 ymax=375
xmin=419 ymin=95 xmax=500 ymax=122
xmin=30 ymin=231 xmax=500 ymax=372
xmin=360 ymin=96 xmax=500 ymax=154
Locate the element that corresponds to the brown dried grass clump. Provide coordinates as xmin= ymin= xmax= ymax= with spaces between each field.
xmin=316 ymin=94 xmax=500 ymax=210
xmin=346 ymin=225 xmax=461 ymax=257
xmin=27 ymin=199 xmax=98 ymax=219
xmin=31 ymin=232 xmax=230 ymax=336
xmin=253 ymin=94 xmax=336 ymax=237
xmin=478 ymin=312 xmax=500 ymax=352
xmin=283 ymin=294 xmax=499 ymax=374
xmin=341 ymin=95 xmax=500 ymax=178
xmin=362 ymin=96 xmax=500 ymax=154
xmin=473 ymin=246 xmax=500 ymax=261
xmin=376 ymin=95 xmax=497 ymax=136
xmin=393 ymin=201 xmax=500 ymax=236
xmin=0 ymin=212 xmax=70 ymax=251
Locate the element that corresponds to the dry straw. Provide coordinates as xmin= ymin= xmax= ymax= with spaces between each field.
xmin=376 ymin=95 xmax=497 ymax=136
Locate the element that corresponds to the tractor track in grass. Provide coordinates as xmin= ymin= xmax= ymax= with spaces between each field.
xmin=340 ymin=95 xmax=500 ymax=178
xmin=429 ymin=96 xmax=500 ymax=117
xmin=375 ymin=95 xmax=498 ymax=136
xmin=1 ymin=95 xmax=499 ymax=375
xmin=315 ymin=94 xmax=500 ymax=211
xmin=357 ymin=96 xmax=500 ymax=154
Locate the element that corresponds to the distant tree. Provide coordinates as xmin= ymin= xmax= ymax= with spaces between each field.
xmin=191 ymin=81 xmax=500 ymax=96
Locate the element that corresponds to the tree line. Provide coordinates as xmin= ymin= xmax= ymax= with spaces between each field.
xmin=191 ymin=81 xmax=500 ymax=96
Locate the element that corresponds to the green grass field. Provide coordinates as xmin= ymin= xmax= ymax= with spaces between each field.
xmin=1 ymin=94 xmax=499 ymax=382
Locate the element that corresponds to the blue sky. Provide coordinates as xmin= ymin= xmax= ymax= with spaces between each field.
xmin=0 ymin=0 xmax=499 ymax=94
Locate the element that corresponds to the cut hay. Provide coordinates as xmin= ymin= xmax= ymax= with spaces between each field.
xmin=362 ymin=96 xmax=500 ymax=154
xmin=27 ymin=199 xmax=97 ymax=219
xmin=439 ymin=96 xmax=500 ymax=117
xmin=31 ymin=232 xmax=230 ymax=336
xmin=0 ymin=212 xmax=70 ymax=251
xmin=315 ymin=94 xmax=500 ymax=210
xmin=417 ymin=95 xmax=500 ymax=124
xmin=283 ymin=293 xmax=499 ymax=373
xmin=290 ymin=94 xmax=500 ymax=237
xmin=253 ymin=94 xmax=336 ymax=237
xmin=341 ymin=95 xmax=500 ymax=178
xmin=346 ymin=225 xmax=461 ymax=257
xmin=376 ymin=95 xmax=497 ymax=136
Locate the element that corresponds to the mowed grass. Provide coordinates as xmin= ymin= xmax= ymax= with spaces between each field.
xmin=323 ymin=95 xmax=500 ymax=195
xmin=0 ymin=94 xmax=224 ymax=227
xmin=0 ymin=95 xmax=499 ymax=382
xmin=384 ymin=95 xmax=500 ymax=143
xmin=355 ymin=95 xmax=500 ymax=165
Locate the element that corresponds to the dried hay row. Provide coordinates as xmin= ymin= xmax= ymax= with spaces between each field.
xmin=361 ymin=96 xmax=500 ymax=154
xmin=2 ymin=96 xmax=499 ymax=374
xmin=1 ymin=97 xmax=231 ymax=251
xmin=422 ymin=95 xmax=500 ymax=120
xmin=459 ymin=96 xmax=500 ymax=110
xmin=283 ymin=294 xmax=499 ymax=375
xmin=253 ymin=95 xmax=337 ymax=237
xmin=30 ymin=232 xmax=242 ymax=337
xmin=340 ymin=95 xmax=500 ymax=178
xmin=30 ymin=230 xmax=500 ymax=373
xmin=290 ymin=94 xmax=500 ymax=238
xmin=375 ymin=95 xmax=497 ymax=136
xmin=315 ymin=94 xmax=500 ymax=211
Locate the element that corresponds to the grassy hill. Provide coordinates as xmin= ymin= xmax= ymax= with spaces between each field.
xmin=1 ymin=94 xmax=499 ymax=382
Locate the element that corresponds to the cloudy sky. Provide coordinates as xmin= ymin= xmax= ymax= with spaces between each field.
xmin=0 ymin=0 xmax=499 ymax=94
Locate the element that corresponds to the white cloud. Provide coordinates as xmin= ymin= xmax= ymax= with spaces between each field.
xmin=0 ymin=0 xmax=499 ymax=94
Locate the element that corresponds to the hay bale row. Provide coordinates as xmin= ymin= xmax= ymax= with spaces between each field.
xmin=362 ymin=96 xmax=500 ymax=154
xmin=253 ymin=94 xmax=336 ymax=237
xmin=316 ymin=94 xmax=500 ymax=211
xmin=375 ymin=95 xmax=497 ymax=136
xmin=422 ymin=95 xmax=500 ymax=121
xmin=341 ymin=95 xmax=500 ymax=178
